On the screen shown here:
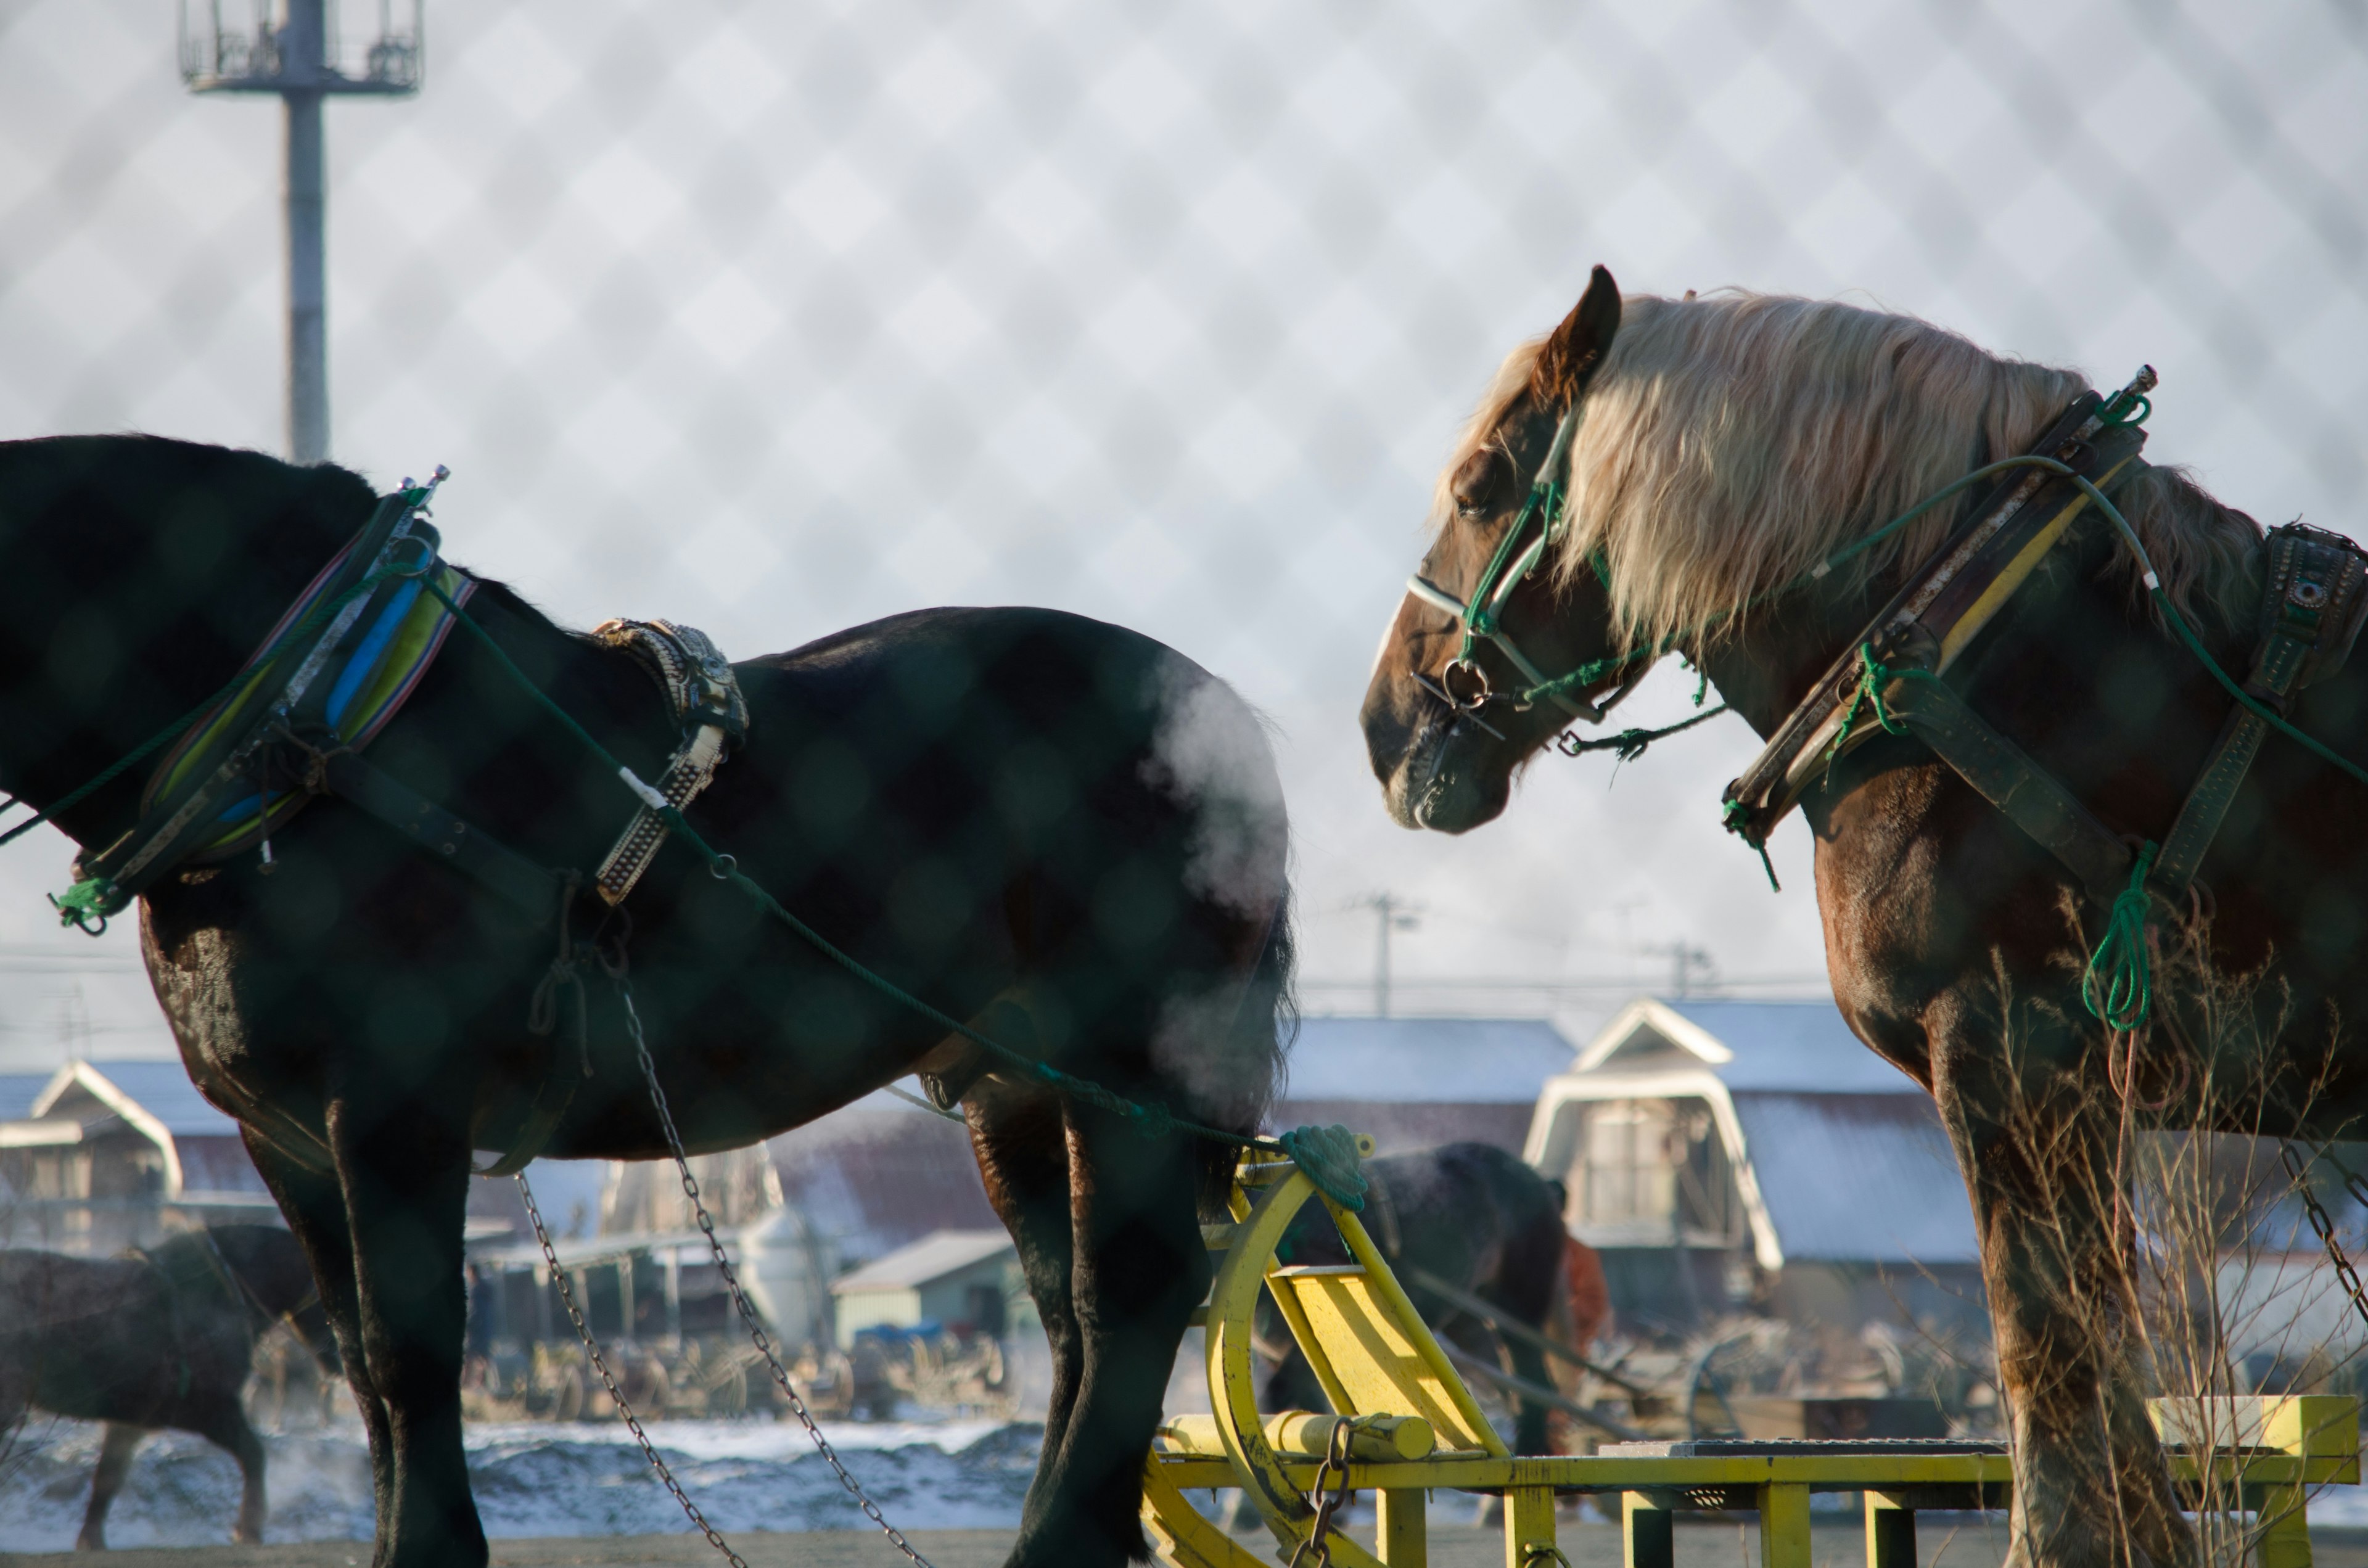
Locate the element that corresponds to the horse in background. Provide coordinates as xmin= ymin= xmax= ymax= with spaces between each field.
xmin=1363 ymin=268 xmax=2368 ymax=1568
xmin=1258 ymin=1143 xmax=1582 ymax=1453
xmin=0 ymin=1223 xmax=336 ymax=1549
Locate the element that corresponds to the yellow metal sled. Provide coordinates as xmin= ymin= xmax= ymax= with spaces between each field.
xmin=1143 ymin=1143 xmax=2362 ymax=1568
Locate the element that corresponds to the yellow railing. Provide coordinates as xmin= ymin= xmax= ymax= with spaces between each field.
xmin=1142 ymin=1144 xmax=2362 ymax=1568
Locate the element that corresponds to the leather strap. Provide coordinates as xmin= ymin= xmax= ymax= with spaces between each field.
xmin=2153 ymin=526 xmax=2368 ymax=893
xmin=319 ymin=750 xmax=565 ymax=926
xmin=1881 ymin=675 xmax=2135 ymax=908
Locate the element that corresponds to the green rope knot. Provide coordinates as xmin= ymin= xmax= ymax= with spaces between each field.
xmin=1828 ymin=643 xmax=1916 ymax=766
xmin=49 ymin=876 xmax=122 ymax=935
xmin=1278 ymin=1123 xmax=1368 ymax=1213
xmin=1720 ymin=797 xmax=1782 ymax=893
xmin=2082 ymin=841 xmax=2158 ymax=1031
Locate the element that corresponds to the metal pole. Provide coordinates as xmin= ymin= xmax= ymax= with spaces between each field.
xmin=283 ymin=0 xmax=329 ymax=463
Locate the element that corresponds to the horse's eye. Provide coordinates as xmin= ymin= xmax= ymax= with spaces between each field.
xmin=1450 ymin=451 xmax=1504 ymax=520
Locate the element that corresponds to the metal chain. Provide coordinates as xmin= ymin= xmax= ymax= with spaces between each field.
xmin=1285 ymin=1417 xmax=1358 ymax=1568
xmin=612 ymin=977 xmax=937 ymax=1568
xmin=516 ymin=1170 xmax=751 ymax=1568
xmin=2279 ymin=1142 xmax=2368 ymax=1331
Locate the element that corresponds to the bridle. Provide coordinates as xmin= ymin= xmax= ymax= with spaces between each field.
xmin=1402 ymin=395 xmax=1652 ymax=729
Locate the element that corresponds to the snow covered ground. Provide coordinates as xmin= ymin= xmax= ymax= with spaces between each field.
xmin=0 ymin=1415 xmax=1042 ymax=1553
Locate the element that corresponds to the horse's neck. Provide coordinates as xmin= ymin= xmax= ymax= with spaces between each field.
xmin=0 ymin=460 xmax=363 ymax=841
xmin=1698 ymin=593 xmax=1873 ymax=739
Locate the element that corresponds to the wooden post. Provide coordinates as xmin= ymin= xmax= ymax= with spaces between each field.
xmin=1624 ymin=1491 xmax=1675 ymax=1568
xmin=1864 ymin=1492 xmax=1916 ymax=1568
xmin=2253 ymin=1479 xmax=2312 ymax=1568
xmin=1377 ymin=1488 xmax=1427 ymax=1568
xmin=1758 ymin=1482 xmax=1811 ymax=1568
xmin=1502 ymin=1487 xmax=1557 ymax=1568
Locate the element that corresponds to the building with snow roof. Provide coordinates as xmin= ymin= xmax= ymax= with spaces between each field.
xmin=0 ymin=1059 xmax=275 ymax=1254
xmin=1277 ymin=1016 xmax=1579 ymax=1154
xmin=829 ymin=1228 xmax=1021 ymax=1348
xmin=1524 ymin=998 xmax=1984 ymax=1334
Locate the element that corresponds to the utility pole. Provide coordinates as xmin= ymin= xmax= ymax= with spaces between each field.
xmin=182 ymin=1 xmax=424 ymax=464
xmin=1643 ymin=941 xmax=1716 ymax=999
xmin=1360 ymin=893 xmax=1421 ymax=1018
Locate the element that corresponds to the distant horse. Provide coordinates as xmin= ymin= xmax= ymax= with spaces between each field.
xmin=1257 ymin=1143 xmax=1574 ymax=1453
xmin=1362 ymin=268 xmax=2368 ymax=1568
xmin=0 ymin=435 xmax=1293 ymax=1568
xmin=0 ymin=1224 xmax=335 ymax=1549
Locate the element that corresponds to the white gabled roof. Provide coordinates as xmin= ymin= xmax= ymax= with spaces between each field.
xmin=27 ymin=1060 xmax=202 ymax=1195
xmin=1527 ymin=997 xmax=1975 ymax=1270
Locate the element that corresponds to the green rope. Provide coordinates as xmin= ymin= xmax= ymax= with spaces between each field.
xmin=1722 ymin=797 xmax=1781 ymax=893
xmin=2083 ymin=840 xmax=2158 ymax=1030
xmin=414 ymin=577 xmax=1369 ymax=1207
xmin=1555 ymin=704 xmax=1730 ymax=761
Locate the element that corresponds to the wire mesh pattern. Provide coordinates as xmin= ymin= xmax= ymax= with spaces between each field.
xmin=0 ymin=0 xmax=2363 ymax=1032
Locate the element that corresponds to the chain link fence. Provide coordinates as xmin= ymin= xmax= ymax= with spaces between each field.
xmin=0 ymin=0 xmax=2362 ymax=1042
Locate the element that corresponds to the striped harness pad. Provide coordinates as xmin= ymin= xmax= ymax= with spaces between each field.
xmin=141 ymin=536 xmax=475 ymax=864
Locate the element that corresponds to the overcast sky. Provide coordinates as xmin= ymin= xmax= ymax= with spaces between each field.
xmin=0 ymin=0 xmax=2361 ymax=1070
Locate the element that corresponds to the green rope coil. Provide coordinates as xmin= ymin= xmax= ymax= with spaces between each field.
xmin=1277 ymin=1124 xmax=1368 ymax=1213
xmin=2082 ymin=840 xmax=2158 ymax=1031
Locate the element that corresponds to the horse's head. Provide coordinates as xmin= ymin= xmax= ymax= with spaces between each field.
xmin=1362 ymin=266 xmax=1642 ymax=832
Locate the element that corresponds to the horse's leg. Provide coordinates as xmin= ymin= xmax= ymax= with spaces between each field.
xmin=74 ymin=1423 xmax=144 ymax=1551
xmin=326 ymin=1092 xmax=485 ymax=1568
xmin=964 ymin=1078 xmax=1088 ymax=1480
xmin=1018 ymin=1104 xmax=1209 ymax=1568
xmin=1933 ymin=1022 xmax=2194 ymax=1568
xmin=189 ymin=1403 xmax=269 ymax=1544
xmin=243 ymin=1127 xmax=396 ymax=1524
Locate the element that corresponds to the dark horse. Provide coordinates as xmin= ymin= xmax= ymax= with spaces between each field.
xmin=0 ymin=436 xmax=1294 ymax=1568
xmin=1257 ymin=1142 xmax=1573 ymax=1453
xmin=1363 ymin=269 xmax=2368 ymax=1568
xmin=0 ymin=1224 xmax=335 ymax=1548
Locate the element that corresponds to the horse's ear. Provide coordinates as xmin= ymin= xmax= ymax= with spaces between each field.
xmin=1536 ymin=265 xmax=1621 ymax=400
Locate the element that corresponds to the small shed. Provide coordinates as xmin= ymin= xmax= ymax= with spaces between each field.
xmin=829 ymin=1228 xmax=1021 ymax=1348
xmin=0 ymin=1059 xmax=276 ymax=1254
xmin=1277 ymin=1017 xmax=1580 ymax=1154
xmin=1524 ymin=998 xmax=1983 ymax=1332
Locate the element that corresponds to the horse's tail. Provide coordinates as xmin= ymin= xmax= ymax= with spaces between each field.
xmin=1196 ymin=886 xmax=1297 ymax=1213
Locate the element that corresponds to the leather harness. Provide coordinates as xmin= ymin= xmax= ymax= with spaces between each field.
xmin=69 ymin=478 xmax=748 ymax=1175
xmin=1722 ymin=371 xmax=2368 ymax=937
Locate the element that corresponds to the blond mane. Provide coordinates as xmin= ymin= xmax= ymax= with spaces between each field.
xmin=1439 ymin=291 xmax=2260 ymax=653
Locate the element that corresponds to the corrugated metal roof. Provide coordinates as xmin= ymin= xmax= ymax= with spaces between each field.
xmin=768 ymin=1096 xmax=1001 ymax=1266
xmin=0 ymin=1073 xmax=49 ymax=1123
xmin=46 ymin=1061 xmax=242 ymax=1137
xmin=1725 ymin=1093 xmax=1978 ymax=1263
xmin=1284 ymin=1017 xmax=1577 ymax=1103
xmin=1663 ymin=1000 xmax=1918 ymax=1093
xmin=829 ymin=1229 xmax=1013 ymax=1294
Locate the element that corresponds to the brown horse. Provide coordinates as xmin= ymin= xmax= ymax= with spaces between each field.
xmin=0 ymin=1224 xmax=336 ymax=1549
xmin=1362 ymin=268 xmax=2368 ymax=1568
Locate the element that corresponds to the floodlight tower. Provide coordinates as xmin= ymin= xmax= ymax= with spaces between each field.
xmin=181 ymin=1 xmax=423 ymax=464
